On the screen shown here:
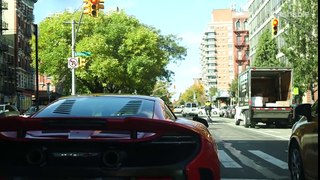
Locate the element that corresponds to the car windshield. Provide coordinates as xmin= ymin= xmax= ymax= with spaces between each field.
xmin=34 ymin=96 xmax=155 ymax=118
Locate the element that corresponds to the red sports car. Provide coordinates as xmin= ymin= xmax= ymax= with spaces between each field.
xmin=0 ymin=95 xmax=220 ymax=180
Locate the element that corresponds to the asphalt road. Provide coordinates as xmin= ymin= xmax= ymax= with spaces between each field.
xmin=176 ymin=113 xmax=292 ymax=180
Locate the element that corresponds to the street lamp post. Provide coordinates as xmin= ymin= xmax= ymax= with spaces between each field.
xmin=274 ymin=12 xmax=317 ymax=39
xmin=33 ymin=24 xmax=39 ymax=111
xmin=151 ymin=82 xmax=172 ymax=96
xmin=47 ymin=82 xmax=51 ymax=103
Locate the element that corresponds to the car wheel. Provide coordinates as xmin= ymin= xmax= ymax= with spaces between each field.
xmin=289 ymin=142 xmax=305 ymax=180
xmin=235 ymin=119 xmax=240 ymax=125
xmin=244 ymin=110 xmax=250 ymax=128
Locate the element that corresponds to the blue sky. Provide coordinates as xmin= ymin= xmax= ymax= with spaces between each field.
xmin=34 ymin=0 xmax=247 ymax=100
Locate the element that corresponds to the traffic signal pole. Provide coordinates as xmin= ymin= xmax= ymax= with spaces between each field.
xmin=68 ymin=0 xmax=103 ymax=95
xmin=71 ymin=20 xmax=76 ymax=95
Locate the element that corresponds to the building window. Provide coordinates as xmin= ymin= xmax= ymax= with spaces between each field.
xmin=238 ymin=50 xmax=242 ymax=60
xmin=235 ymin=20 xmax=240 ymax=30
xmin=245 ymin=35 xmax=249 ymax=43
xmin=244 ymin=20 xmax=248 ymax=30
xmin=237 ymin=35 xmax=241 ymax=44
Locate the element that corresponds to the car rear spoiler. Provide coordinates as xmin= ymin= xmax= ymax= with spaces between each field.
xmin=0 ymin=116 xmax=198 ymax=139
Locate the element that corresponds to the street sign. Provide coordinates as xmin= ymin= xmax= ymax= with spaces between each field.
xmin=75 ymin=52 xmax=92 ymax=57
xmin=68 ymin=57 xmax=79 ymax=69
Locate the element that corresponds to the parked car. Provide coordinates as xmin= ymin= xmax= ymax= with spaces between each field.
xmin=235 ymin=105 xmax=245 ymax=126
xmin=182 ymin=102 xmax=199 ymax=117
xmin=0 ymin=104 xmax=20 ymax=117
xmin=197 ymin=106 xmax=219 ymax=116
xmin=173 ymin=105 xmax=184 ymax=114
xmin=197 ymin=106 xmax=206 ymax=116
xmin=0 ymin=94 xmax=220 ymax=179
xmin=20 ymin=105 xmax=46 ymax=118
xmin=225 ymin=105 xmax=236 ymax=118
xmin=219 ymin=106 xmax=228 ymax=117
xmin=288 ymin=100 xmax=318 ymax=180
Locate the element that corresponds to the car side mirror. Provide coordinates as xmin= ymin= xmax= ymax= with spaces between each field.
xmin=294 ymin=103 xmax=312 ymax=122
xmin=193 ymin=115 xmax=209 ymax=128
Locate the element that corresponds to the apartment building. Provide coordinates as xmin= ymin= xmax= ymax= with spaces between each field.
xmin=232 ymin=11 xmax=249 ymax=77
xmin=212 ymin=9 xmax=235 ymax=92
xmin=200 ymin=23 xmax=217 ymax=91
xmin=200 ymin=7 xmax=249 ymax=105
xmin=1 ymin=0 xmax=37 ymax=111
xmin=1 ymin=0 xmax=16 ymax=106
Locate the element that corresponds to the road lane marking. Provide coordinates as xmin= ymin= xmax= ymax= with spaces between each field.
xmin=248 ymin=150 xmax=288 ymax=169
xmin=218 ymin=150 xmax=242 ymax=168
xmin=226 ymin=123 xmax=290 ymax=140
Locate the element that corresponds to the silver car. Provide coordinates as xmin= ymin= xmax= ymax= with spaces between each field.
xmin=0 ymin=104 xmax=20 ymax=117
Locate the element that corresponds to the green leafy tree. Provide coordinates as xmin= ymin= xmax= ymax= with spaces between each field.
xmin=151 ymin=81 xmax=172 ymax=105
xmin=180 ymin=83 xmax=206 ymax=106
xmin=229 ymin=77 xmax=238 ymax=102
xmin=281 ymin=0 xmax=318 ymax=101
xmin=253 ymin=30 xmax=285 ymax=67
xmin=32 ymin=11 xmax=186 ymax=96
xmin=208 ymin=86 xmax=217 ymax=100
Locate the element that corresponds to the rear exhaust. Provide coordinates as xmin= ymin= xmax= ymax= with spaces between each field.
xmin=102 ymin=150 xmax=122 ymax=168
xmin=26 ymin=147 xmax=46 ymax=165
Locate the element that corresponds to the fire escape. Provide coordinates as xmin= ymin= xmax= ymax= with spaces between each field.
xmin=1 ymin=0 xmax=15 ymax=99
xmin=234 ymin=31 xmax=249 ymax=66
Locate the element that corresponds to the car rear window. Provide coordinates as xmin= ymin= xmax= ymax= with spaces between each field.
xmin=34 ymin=97 xmax=155 ymax=118
xmin=185 ymin=103 xmax=197 ymax=108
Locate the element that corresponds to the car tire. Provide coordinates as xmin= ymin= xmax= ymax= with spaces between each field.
xmin=244 ymin=110 xmax=250 ymax=128
xmin=289 ymin=142 xmax=305 ymax=180
xmin=235 ymin=119 xmax=240 ymax=125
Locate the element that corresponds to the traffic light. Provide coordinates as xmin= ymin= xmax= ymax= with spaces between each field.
xmin=79 ymin=58 xmax=86 ymax=68
xmin=90 ymin=0 xmax=98 ymax=17
xmin=83 ymin=0 xmax=104 ymax=17
xmin=272 ymin=18 xmax=279 ymax=36
xmin=83 ymin=0 xmax=92 ymax=15
xmin=97 ymin=0 xmax=105 ymax=11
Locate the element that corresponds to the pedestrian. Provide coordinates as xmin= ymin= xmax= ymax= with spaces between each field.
xmin=205 ymin=101 xmax=212 ymax=117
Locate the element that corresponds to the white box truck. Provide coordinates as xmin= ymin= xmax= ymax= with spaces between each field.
xmin=235 ymin=67 xmax=294 ymax=128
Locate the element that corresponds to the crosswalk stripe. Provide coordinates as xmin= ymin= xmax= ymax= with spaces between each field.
xmin=218 ymin=150 xmax=242 ymax=168
xmin=248 ymin=150 xmax=288 ymax=169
